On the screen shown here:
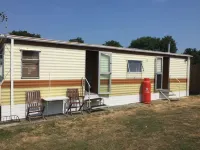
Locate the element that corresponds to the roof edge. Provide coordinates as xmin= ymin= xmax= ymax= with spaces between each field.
xmin=1 ymin=34 xmax=192 ymax=58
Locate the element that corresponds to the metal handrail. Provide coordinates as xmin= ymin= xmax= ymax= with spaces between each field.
xmin=175 ymin=78 xmax=180 ymax=99
xmin=85 ymin=78 xmax=91 ymax=89
xmin=82 ymin=77 xmax=91 ymax=110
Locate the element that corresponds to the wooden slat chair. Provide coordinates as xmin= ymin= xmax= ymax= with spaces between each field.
xmin=66 ymin=88 xmax=85 ymax=116
xmin=26 ymin=91 xmax=45 ymax=121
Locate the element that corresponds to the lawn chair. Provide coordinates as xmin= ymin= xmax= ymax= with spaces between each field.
xmin=26 ymin=90 xmax=45 ymax=121
xmin=66 ymin=88 xmax=85 ymax=116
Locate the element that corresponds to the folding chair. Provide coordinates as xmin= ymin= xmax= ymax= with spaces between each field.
xmin=66 ymin=88 xmax=85 ymax=116
xmin=26 ymin=91 xmax=45 ymax=121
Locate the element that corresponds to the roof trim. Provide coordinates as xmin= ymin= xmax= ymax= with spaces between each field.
xmin=0 ymin=34 xmax=192 ymax=57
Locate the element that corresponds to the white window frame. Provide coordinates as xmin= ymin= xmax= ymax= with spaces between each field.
xmin=21 ymin=50 xmax=40 ymax=79
xmin=127 ymin=60 xmax=143 ymax=73
xmin=98 ymin=52 xmax=112 ymax=94
xmin=155 ymin=57 xmax=163 ymax=90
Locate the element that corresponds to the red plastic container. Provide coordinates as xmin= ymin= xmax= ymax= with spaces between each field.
xmin=142 ymin=78 xmax=151 ymax=104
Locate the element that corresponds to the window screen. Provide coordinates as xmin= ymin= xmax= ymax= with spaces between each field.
xmin=22 ymin=51 xmax=39 ymax=78
xmin=127 ymin=60 xmax=142 ymax=72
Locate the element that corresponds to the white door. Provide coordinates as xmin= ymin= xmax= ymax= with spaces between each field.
xmin=155 ymin=57 xmax=163 ymax=90
xmin=98 ymin=52 xmax=112 ymax=94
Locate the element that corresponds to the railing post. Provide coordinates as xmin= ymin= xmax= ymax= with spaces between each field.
xmin=82 ymin=77 xmax=91 ymax=110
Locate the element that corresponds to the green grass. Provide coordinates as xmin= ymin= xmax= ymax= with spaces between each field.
xmin=1 ymin=97 xmax=200 ymax=150
xmin=0 ymin=129 xmax=13 ymax=140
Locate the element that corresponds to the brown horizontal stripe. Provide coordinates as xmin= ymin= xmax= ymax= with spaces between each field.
xmin=100 ymin=79 xmax=154 ymax=85
xmin=100 ymin=80 xmax=109 ymax=85
xmin=170 ymin=79 xmax=187 ymax=83
xmin=1 ymin=80 xmax=82 ymax=88
xmin=1 ymin=78 xmax=187 ymax=88
xmin=110 ymin=78 xmax=187 ymax=85
xmin=112 ymin=79 xmax=154 ymax=84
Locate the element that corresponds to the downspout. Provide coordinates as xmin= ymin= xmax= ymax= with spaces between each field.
xmin=186 ymin=57 xmax=190 ymax=96
xmin=10 ymin=39 xmax=14 ymax=116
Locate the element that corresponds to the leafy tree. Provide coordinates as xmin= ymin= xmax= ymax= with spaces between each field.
xmin=184 ymin=48 xmax=200 ymax=64
xmin=69 ymin=37 xmax=84 ymax=43
xmin=160 ymin=36 xmax=177 ymax=53
xmin=129 ymin=35 xmax=178 ymax=53
xmin=129 ymin=36 xmax=160 ymax=51
xmin=0 ymin=12 xmax=7 ymax=22
xmin=103 ymin=40 xmax=122 ymax=47
xmin=9 ymin=30 xmax=41 ymax=38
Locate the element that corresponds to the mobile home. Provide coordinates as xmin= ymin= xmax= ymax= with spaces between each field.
xmin=0 ymin=35 xmax=191 ymax=120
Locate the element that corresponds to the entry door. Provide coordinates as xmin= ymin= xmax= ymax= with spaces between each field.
xmin=162 ymin=57 xmax=170 ymax=89
xmin=98 ymin=52 xmax=112 ymax=94
xmin=155 ymin=57 xmax=163 ymax=90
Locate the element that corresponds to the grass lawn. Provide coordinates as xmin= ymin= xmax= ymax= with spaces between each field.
xmin=1 ymin=96 xmax=200 ymax=150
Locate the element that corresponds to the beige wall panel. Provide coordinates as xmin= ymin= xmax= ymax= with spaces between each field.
xmin=4 ymin=44 xmax=86 ymax=80
xmin=1 ymin=86 xmax=83 ymax=105
xmin=110 ymin=83 xmax=155 ymax=96
xmin=170 ymin=58 xmax=187 ymax=78
xmin=170 ymin=82 xmax=186 ymax=92
xmin=111 ymin=53 xmax=156 ymax=79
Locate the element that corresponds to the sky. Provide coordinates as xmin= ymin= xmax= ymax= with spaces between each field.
xmin=0 ymin=0 xmax=200 ymax=53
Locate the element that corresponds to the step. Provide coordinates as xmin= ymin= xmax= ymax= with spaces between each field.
xmin=84 ymin=95 xmax=100 ymax=100
xmin=160 ymin=92 xmax=176 ymax=97
xmin=169 ymin=97 xmax=180 ymax=101
xmin=159 ymin=89 xmax=176 ymax=94
xmin=159 ymin=89 xmax=170 ymax=93
xmin=91 ymin=104 xmax=107 ymax=109
xmin=166 ymin=93 xmax=176 ymax=96
xmin=84 ymin=97 xmax=102 ymax=102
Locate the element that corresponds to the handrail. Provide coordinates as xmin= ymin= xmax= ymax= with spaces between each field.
xmin=82 ymin=77 xmax=91 ymax=110
xmin=175 ymin=78 xmax=180 ymax=99
xmin=85 ymin=78 xmax=91 ymax=89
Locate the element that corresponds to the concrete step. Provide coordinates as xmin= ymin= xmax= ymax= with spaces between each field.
xmin=159 ymin=89 xmax=170 ymax=93
xmin=166 ymin=93 xmax=176 ymax=96
xmin=169 ymin=97 xmax=180 ymax=101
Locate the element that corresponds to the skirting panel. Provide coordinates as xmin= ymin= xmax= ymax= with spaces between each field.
xmin=173 ymin=90 xmax=187 ymax=97
xmin=104 ymin=93 xmax=160 ymax=106
xmin=1 ymin=101 xmax=66 ymax=121
xmin=1 ymin=104 xmax=26 ymax=121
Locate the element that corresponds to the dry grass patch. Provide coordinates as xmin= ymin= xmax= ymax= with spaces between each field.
xmin=1 ymin=96 xmax=200 ymax=150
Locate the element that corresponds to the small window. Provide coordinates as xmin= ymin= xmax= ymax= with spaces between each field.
xmin=21 ymin=51 xmax=39 ymax=78
xmin=127 ymin=60 xmax=142 ymax=73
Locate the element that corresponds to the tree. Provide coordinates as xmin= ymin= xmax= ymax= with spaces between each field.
xmin=184 ymin=48 xmax=200 ymax=64
xmin=0 ymin=12 xmax=7 ymax=22
xmin=103 ymin=40 xmax=122 ymax=47
xmin=9 ymin=30 xmax=41 ymax=38
xmin=129 ymin=35 xmax=178 ymax=53
xmin=129 ymin=36 xmax=160 ymax=51
xmin=160 ymin=36 xmax=177 ymax=53
xmin=69 ymin=37 xmax=84 ymax=43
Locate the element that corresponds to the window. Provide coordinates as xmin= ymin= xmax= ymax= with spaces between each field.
xmin=127 ymin=60 xmax=142 ymax=73
xmin=21 ymin=51 xmax=39 ymax=78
